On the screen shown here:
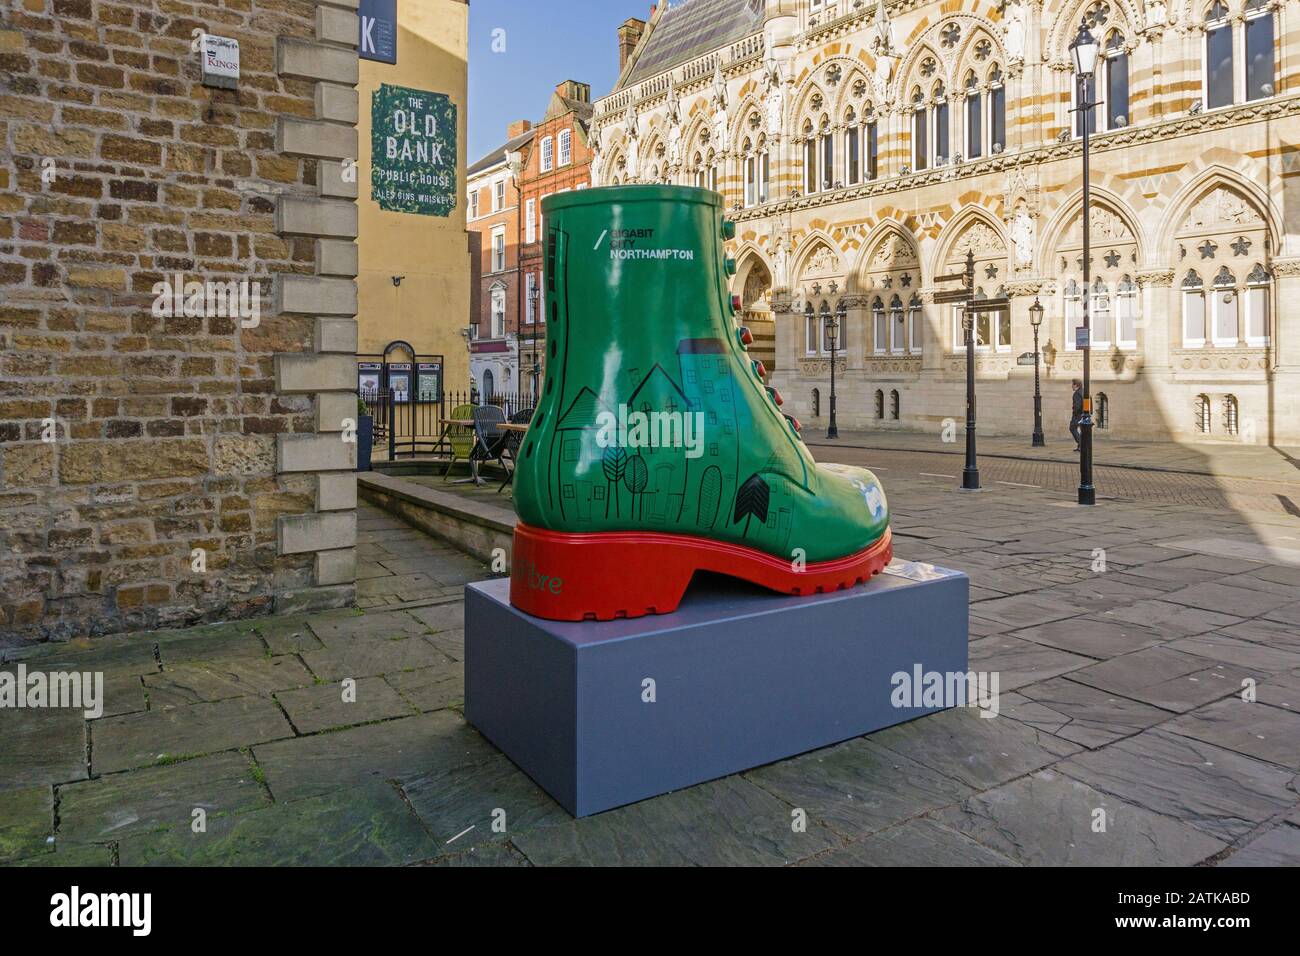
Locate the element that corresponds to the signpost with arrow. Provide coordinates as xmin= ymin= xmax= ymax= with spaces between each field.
xmin=933 ymin=250 xmax=1009 ymax=492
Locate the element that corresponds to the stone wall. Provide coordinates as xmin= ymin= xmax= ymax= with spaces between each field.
xmin=0 ymin=0 xmax=360 ymax=642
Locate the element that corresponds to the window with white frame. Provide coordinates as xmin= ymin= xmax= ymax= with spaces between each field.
xmin=491 ymin=226 xmax=505 ymax=273
xmin=872 ymin=297 xmax=886 ymax=353
xmin=540 ymin=136 xmax=554 ymax=172
xmin=802 ymin=122 xmax=818 ymax=193
xmin=964 ymin=73 xmax=982 ymax=160
xmin=490 ymin=283 xmax=506 ymax=338
xmin=1115 ymin=275 xmax=1138 ymax=347
xmin=889 ymin=295 xmax=905 ymax=353
xmin=1211 ymin=265 xmax=1240 ymax=346
xmin=1244 ymin=263 xmax=1271 ymax=345
xmin=742 ymin=137 xmax=769 ymax=207
xmin=1245 ymin=0 xmax=1275 ymax=101
xmin=469 ymin=189 xmax=479 ymax=219
xmin=1202 ymin=0 xmax=1274 ymax=109
xmin=908 ymin=294 xmax=923 ymax=352
xmin=525 ymin=198 xmax=536 ymax=244
xmin=820 ymin=302 xmax=834 ymax=352
xmin=911 ymin=88 xmax=927 ymax=171
xmin=804 ymin=302 xmax=818 ymax=354
xmin=525 ymin=271 xmax=537 ymax=324
xmin=844 ymin=109 xmax=860 ymax=184
xmin=989 ymin=67 xmax=1005 ymax=152
xmin=492 ymin=179 xmax=505 ymax=212
xmin=819 ymin=119 xmax=835 ymax=189
xmin=558 ymin=129 xmax=571 ymax=166
xmin=1182 ymin=270 xmax=1206 ymax=346
xmin=1103 ymin=31 xmax=1130 ymax=129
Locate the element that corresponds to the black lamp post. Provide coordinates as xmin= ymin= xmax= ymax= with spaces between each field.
xmin=827 ymin=301 xmax=842 ymax=439
xmin=1029 ymin=296 xmax=1046 ymax=447
xmin=528 ymin=282 xmax=541 ymax=400
xmin=1071 ymin=23 xmax=1099 ymax=505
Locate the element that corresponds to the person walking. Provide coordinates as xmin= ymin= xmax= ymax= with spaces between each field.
xmin=1069 ymin=379 xmax=1084 ymax=452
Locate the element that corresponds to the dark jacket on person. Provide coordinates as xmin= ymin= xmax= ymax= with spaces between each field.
xmin=1071 ymin=389 xmax=1084 ymax=420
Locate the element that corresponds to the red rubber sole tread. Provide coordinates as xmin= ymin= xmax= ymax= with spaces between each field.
xmin=509 ymin=524 xmax=893 ymax=622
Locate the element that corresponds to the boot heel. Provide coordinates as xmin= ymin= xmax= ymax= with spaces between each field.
xmin=510 ymin=525 xmax=696 ymax=621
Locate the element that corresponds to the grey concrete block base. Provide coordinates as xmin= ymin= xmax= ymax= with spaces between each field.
xmin=465 ymin=565 xmax=969 ymax=817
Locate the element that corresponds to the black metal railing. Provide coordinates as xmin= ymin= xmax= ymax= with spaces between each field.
xmin=358 ymin=388 xmax=537 ymax=463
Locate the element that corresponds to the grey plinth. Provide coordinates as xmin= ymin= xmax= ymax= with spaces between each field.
xmin=464 ymin=563 xmax=969 ymax=817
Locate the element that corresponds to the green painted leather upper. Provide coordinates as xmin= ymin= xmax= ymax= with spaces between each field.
xmin=512 ymin=185 xmax=889 ymax=563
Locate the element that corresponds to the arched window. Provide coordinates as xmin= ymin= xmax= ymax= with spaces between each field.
xmin=1182 ymin=270 xmax=1206 ymax=346
xmin=819 ymin=300 xmax=833 ymax=352
xmin=1245 ymin=0 xmax=1275 ymax=102
xmin=812 ymin=387 xmax=821 ymax=417
xmin=964 ymin=72 xmax=982 ymax=160
xmin=1103 ymin=31 xmax=1129 ymax=129
xmin=844 ymin=107 xmax=860 ymax=185
xmin=489 ymin=282 xmax=507 ymax=338
xmin=804 ymin=301 xmax=818 ymax=354
xmin=889 ymin=389 xmax=900 ymax=420
xmin=932 ymin=82 xmax=950 ymax=165
xmin=1116 ymin=275 xmax=1138 ymax=347
xmin=1223 ymin=394 xmax=1239 ymax=435
xmin=908 ymin=294 xmax=924 ymax=352
xmin=1205 ymin=1 xmax=1234 ymax=109
xmin=866 ymin=108 xmax=879 ymax=179
xmin=989 ymin=65 xmax=1006 ymax=153
xmin=819 ymin=117 xmax=835 ymax=189
xmin=1211 ymin=265 xmax=1239 ymax=347
xmin=802 ymin=120 xmax=818 ymax=194
xmin=1091 ymin=276 xmax=1112 ymax=347
xmin=1245 ymin=263 xmax=1271 ymax=346
xmin=911 ymin=87 xmax=927 ymax=171
xmin=874 ymin=389 xmax=885 ymax=419
xmin=1096 ymin=392 xmax=1109 ymax=429
xmin=1195 ymin=394 xmax=1212 ymax=434
xmin=483 ymin=368 xmax=496 ymax=402
xmin=889 ymin=294 xmax=905 ymax=353
xmin=872 ymin=296 xmax=886 ymax=354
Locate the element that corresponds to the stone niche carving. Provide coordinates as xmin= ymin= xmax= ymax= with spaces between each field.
xmin=1182 ymin=186 xmax=1265 ymax=232
xmin=870 ymin=232 xmax=918 ymax=269
xmin=801 ymin=242 xmax=840 ymax=278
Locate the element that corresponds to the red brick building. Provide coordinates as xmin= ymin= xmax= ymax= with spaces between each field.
xmin=516 ymin=81 xmax=595 ymax=399
xmin=466 ymin=120 xmax=532 ymax=399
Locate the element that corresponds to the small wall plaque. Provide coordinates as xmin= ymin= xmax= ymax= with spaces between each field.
xmin=200 ymin=33 xmax=239 ymax=90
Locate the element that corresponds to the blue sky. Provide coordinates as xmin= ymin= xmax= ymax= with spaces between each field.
xmin=468 ymin=0 xmax=650 ymax=163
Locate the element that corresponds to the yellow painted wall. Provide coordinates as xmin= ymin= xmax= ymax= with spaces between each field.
xmin=357 ymin=0 xmax=470 ymax=394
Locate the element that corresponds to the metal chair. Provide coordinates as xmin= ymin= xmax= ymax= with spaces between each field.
xmin=471 ymin=405 xmax=511 ymax=482
xmin=440 ymin=403 xmax=476 ymax=480
xmin=497 ymin=407 xmax=535 ymax=493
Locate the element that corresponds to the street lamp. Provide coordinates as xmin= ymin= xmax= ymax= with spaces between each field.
xmin=1071 ymin=22 xmax=1099 ymax=505
xmin=1029 ymin=296 xmax=1046 ymax=447
xmin=827 ymin=301 xmax=843 ymax=439
xmin=528 ymin=281 xmax=541 ymax=401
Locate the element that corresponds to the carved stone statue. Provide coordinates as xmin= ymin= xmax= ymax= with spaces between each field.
xmin=1003 ymin=0 xmax=1025 ymax=62
xmin=625 ymin=134 xmax=639 ymax=180
xmin=711 ymin=99 xmax=729 ymax=156
xmin=667 ymin=121 xmax=683 ymax=168
xmin=1010 ymin=204 xmax=1036 ymax=268
xmin=764 ymin=78 xmax=784 ymax=139
xmin=773 ymin=237 xmax=789 ymax=289
xmin=1145 ymin=0 xmax=1168 ymax=27
xmin=590 ymin=130 xmax=603 ymax=184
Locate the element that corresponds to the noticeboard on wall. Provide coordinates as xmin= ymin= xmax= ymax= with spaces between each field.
xmin=371 ymin=83 xmax=457 ymax=217
xmin=358 ymin=361 xmax=383 ymax=397
xmin=417 ymin=362 xmax=442 ymax=403
xmin=387 ymin=362 xmax=412 ymax=403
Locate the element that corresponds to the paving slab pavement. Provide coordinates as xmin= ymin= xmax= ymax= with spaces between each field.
xmin=2 ymin=444 xmax=1298 ymax=866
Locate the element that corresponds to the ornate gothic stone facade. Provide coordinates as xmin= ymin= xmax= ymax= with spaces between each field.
xmin=593 ymin=0 xmax=1300 ymax=445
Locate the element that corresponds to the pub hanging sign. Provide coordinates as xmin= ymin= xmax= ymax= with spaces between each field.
xmin=371 ymin=83 xmax=457 ymax=217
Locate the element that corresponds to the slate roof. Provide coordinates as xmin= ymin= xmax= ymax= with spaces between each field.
xmin=468 ymin=127 xmax=536 ymax=178
xmin=622 ymin=0 xmax=765 ymax=87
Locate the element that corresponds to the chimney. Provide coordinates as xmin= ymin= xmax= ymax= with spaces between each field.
xmin=507 ymin=119 xmax=532 ymax=138
xmin=618 ymin=18 xmax=646 ymax=71
xmin=556 ymin=80 xmax=591 ymax=104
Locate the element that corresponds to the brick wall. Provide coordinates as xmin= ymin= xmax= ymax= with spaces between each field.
xmin=0 ymin=0 xmax=360 ymax=642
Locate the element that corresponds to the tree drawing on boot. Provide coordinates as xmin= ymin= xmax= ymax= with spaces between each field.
xmin=602 ymin=445 xmax=627 ymax=518
xmin=732 ymin=473 xmax=771 ymax=536
xmin=509 ymin=186 xmax=892 ymax=621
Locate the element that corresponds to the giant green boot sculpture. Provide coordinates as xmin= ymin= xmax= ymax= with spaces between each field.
xmin=510 ymin=186 xmax=891 ymax=621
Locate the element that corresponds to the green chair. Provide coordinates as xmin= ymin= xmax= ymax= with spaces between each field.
xmin=441 ymin=403 xmax=476 ymax=479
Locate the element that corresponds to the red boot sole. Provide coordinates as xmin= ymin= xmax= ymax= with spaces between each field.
xmin=509 ymin=524 xmax=894 ymax=622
